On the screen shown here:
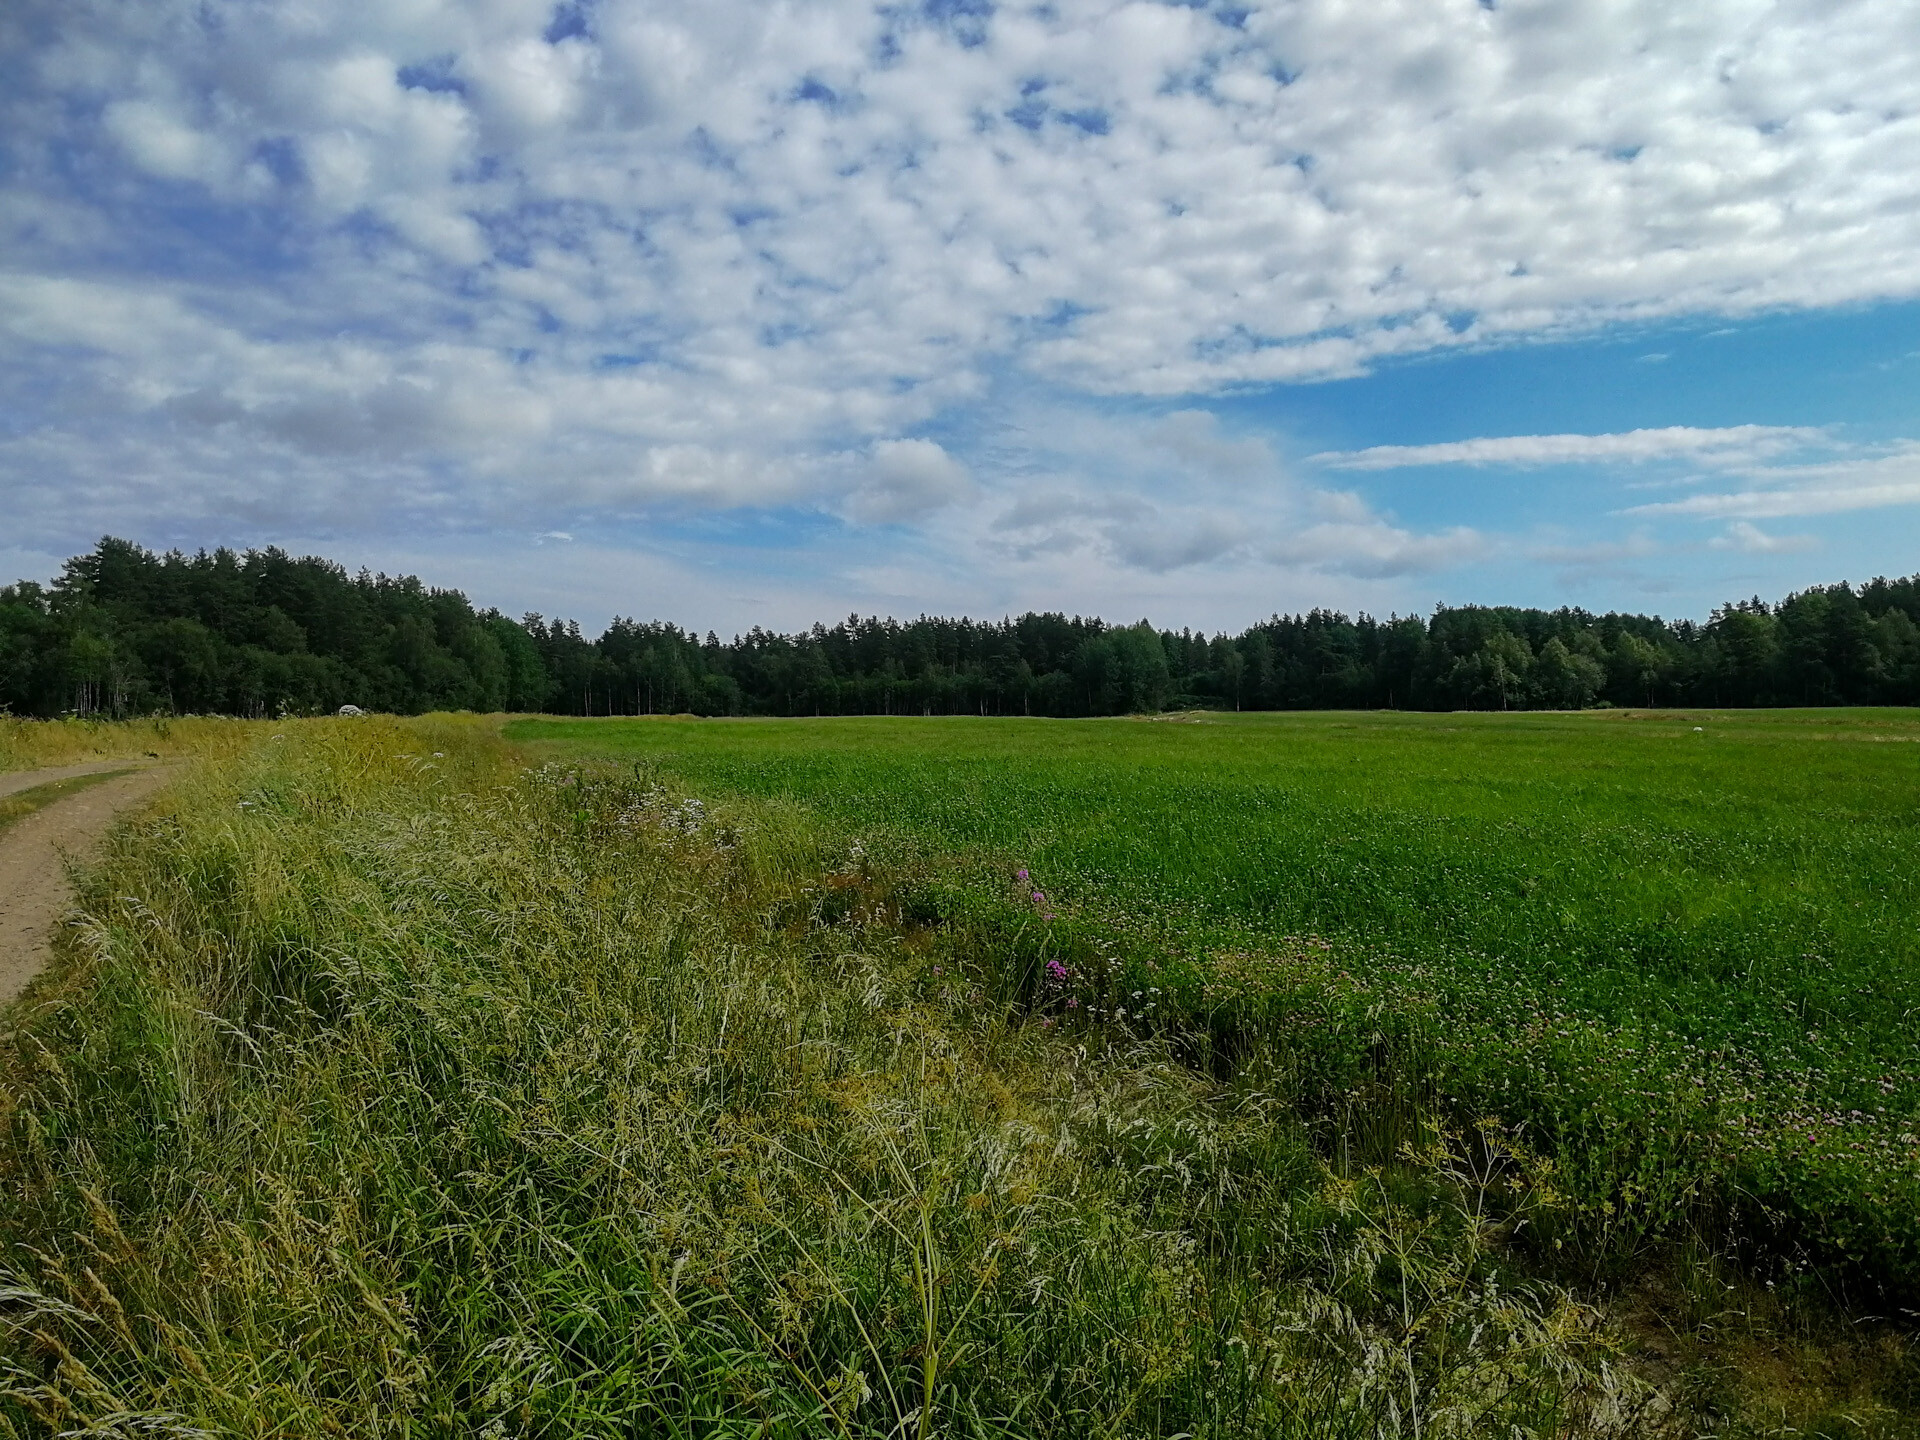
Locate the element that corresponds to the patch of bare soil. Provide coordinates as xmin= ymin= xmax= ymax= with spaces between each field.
xmin=0 ymin=765 xmax=170 ymax=1011
xmin=0 ymin=760 xmax=146 ymax=801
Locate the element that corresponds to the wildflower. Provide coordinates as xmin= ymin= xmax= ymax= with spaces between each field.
xmin=1016 ymin=868 xmax=1030 ymax=882
xmin=1032 ymin=891 xmax=1045 ymax=905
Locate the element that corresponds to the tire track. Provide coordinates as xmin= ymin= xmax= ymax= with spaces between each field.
xmin=0 ymin=766 xmax=171 ymax=1012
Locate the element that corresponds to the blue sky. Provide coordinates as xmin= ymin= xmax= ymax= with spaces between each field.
xmin=3 ymin=0 xmax=1917 ymax=633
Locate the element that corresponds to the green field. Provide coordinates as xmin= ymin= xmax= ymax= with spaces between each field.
xmin=513 ymin=709 xmax=1920 ymax=1283
xmin=507 ymin=708 xmax=1920 ymax=1025
xmin=5 ymin=713 xmax=1918 ymax=1436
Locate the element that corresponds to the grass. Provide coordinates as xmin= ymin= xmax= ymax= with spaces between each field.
xmin=503 ymin=709 xmax=1919 ymax=1029
xmin=506 ymin=713 xmax=1920 ymax=1304
xmin=0 ymin=717 xmax=1688 ymax=1436
xmin=0 ymin=716 xmax=252 ymax=776
xmin=0 ymin=711 xmax=1914 ymax=1435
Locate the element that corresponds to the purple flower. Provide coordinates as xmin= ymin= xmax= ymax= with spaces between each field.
xmin=1031 ymin=891 xmax=1045 ymax=904
xmin=1016 ymin=868 xmax=1030 ymax=882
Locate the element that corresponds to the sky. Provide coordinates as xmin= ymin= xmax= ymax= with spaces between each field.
xmin=2 ymin=0 xmax=1918 ymax=635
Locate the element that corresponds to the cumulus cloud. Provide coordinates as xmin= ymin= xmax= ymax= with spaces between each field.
xmin=101 ymin=99 xmax=232 ymax=183
xmin=1262 ymin=489 xmax=1488 ymax=578
xmin=988 ymin=490 xmax=1253 ymax=574
xmin=3 ymin=0 xmax=1919 ymax=606
xmin=8 ymin=3 xmax=1918 ymax=412
xmin=980 ymin=408 xmax=1479 ymax=578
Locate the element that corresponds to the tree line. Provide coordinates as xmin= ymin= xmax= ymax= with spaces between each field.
xmin=4 ymin=538 xmax=1918 ymax=720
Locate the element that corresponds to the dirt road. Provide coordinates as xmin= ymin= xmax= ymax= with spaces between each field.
xmin=0 ymin=764 xmax=172 ymax=1011
xmin=0 ymin=759 xmax=149 ymax=801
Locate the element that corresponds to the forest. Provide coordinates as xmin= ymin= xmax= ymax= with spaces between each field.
xmin=3 ymin=536 xmax=1918 ymax=719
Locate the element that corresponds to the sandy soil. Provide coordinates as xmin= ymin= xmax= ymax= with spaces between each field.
xmin=0 ymin=764 xmax=171 ymax=1011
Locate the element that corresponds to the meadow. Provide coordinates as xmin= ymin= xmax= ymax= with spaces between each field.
xmin=0 ymin=715 xmax=247 ymax=776
xmin=0 ymin=712 xmax=1915 ymax=1435
xmin=510 ymin=711 xmax=1920 ymax=1295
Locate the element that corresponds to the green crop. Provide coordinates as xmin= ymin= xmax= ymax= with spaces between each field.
xmin=512 ymin=709 xmax=1920 ymax=1292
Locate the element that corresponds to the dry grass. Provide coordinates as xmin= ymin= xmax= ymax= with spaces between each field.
xmin=0 ymin=715 xmax=259 ymax=775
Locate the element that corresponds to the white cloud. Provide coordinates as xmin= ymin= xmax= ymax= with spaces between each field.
xmin=4 ymin=0 xmax=1920 ymax=612
xmin=1709 ymin=521 xmax=1817 ymax=553
xmin=978 ymin=406 xmax=1479 ymax=578
xmin=8 ymin=1 xmax=1918 ymax=417
xmin=1311 ymin=426 xmax=1824 ymax=471
xmin=467 ymin=36 xmax=595 ymax=140
xmin=1622 ymin=442 xmax=1920 ymax=520
xmin=101 ymin=99 xmax=229 ymax=183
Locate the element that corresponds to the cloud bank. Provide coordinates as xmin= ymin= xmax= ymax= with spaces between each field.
xmin=2 ymin=0 xmax=1918 ymax=610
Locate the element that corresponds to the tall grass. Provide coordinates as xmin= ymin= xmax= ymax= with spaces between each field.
xmin=0 ymin=715 xmax=257 ymax=775
xmin=0 ymin=719 xmax=1667 ymax=1436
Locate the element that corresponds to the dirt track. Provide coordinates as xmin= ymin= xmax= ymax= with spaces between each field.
xmin=0 ymin=764 xmax=171 ymax=1012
